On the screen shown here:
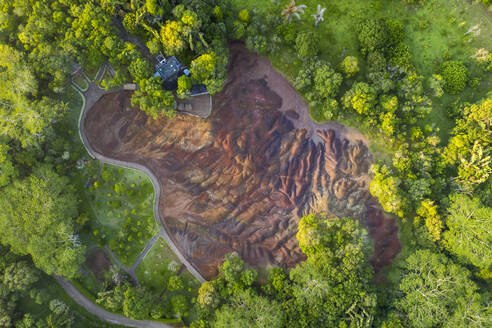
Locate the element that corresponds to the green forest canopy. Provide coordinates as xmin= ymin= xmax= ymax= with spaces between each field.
xmin=0 ymin=0 xmax=490 ymax=327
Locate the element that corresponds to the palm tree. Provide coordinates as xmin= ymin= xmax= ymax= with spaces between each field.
xmin=281 ymin=1 xmax=307 ymax=22
xmin=312 ymin=4 xmax=326 ymax=26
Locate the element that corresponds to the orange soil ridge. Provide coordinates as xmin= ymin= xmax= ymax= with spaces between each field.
xmin=84 ymin=43 xmax=400 ymax=279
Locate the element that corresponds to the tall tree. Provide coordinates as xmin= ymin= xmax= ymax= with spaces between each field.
xmin=397 ymin=249 xmax=488 ymax=328
xmin=290 ymin=214 xmax=376 ymax=328
xmin=0 ymin=165 xmax=85 ymax=278
xmin=443 ymin=97 xmax=491 ymax=191
xmin=213 ymin=291 xmax=284 ymax=328
xmin=443 ymin=194 xmax=491 ymax=275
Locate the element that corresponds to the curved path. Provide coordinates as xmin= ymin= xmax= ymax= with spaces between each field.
xmin=78 ymin=81 xmax=206 ymax=283
xmin=55 ymin=79 xmax=205 ymax=328
xmin=54 ymin=276 xmax=171 ymax=328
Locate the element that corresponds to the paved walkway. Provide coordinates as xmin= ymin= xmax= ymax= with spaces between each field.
xmin=77 ymin=81 xmax=206 ymax=283
xmin=130 ymin=234 xmax=160 ymax=273
xmin=103 ymin=246 xmax=139 ymax=284
xmin=56 ymin=75 xmax=208 ymax=328
xmin=54 ymin=276 xmax=171 ymax=328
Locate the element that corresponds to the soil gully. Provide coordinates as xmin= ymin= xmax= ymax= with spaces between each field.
xmin=84 ymin=43 xmax=401 ymax=280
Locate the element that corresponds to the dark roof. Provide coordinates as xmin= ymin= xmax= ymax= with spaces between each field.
xmin=155 ymin=56 xmax=181 ymax=82
xmin=189 ymin=84 xmax=208 ymax=96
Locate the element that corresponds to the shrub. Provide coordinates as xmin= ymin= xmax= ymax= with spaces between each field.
xmin=214 ymin=6 xmax=223 ymax=20
xmin=367 ymin=51 xmax=387 ymax=72
xmin=177 ymin=75 xmax=191 ymax=99
xmin=340 ymin=56 xmax=359 ymax=77
xmin=321 ymin=98 xmax=340 ymax=120
xmin=232 ymin=20 xmax=246 ymax=39
xmin=429 ymin=74 xmax=444 ymax=97
xmin=385 ymin=19 xmax=404 ymax=45
xmin=238 ymin=9 xmax=250 ymax=24
xmin=295 ymin=31 xmax=320 ymax=58
xmin=388 ymin=42 xmax=411 ymax=68
xmin=440 ymin=60 xmax=468 ymax=94
xmin=123 ymin=13 xmax=138 ymax=34
xmin=342 ymin=82 xmax=377 ymax=115
xmin=276 ymin=22 xmax=296 ymax=45
xmin=357 ymin=19 xmax=388 ymax=55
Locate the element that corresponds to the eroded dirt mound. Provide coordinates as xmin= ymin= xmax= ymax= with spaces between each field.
xmin=84 ymin=43 xmax=400 ymax=279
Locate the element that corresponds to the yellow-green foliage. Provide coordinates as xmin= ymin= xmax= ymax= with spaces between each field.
xmin=416 ymin=199 xmax=442 ymax=241
xmin=443 ymin=97 xmax=491 ymax=190
xmin=343 ymin=82 xmax=377 ymax=115
xmin=197 ymin=281 xmax=219 ymax=308
xmin=440 ymin=60 xmax=469 ymax=95
xmin=160 ymin=20 xmax=188 ymax=55
xmin=177 ymin=75 xmax=191 ymax=99
xmin=238 ymin=9 xmax=250 ymax=24
xmin=370 ymin=164 xmax=408 ymax=218
xmin=340 ymin=56 xmax=359 ymax=77
xmin=181 ymin=10 xmax=201 ymax=30
xmin=190 ymin=52 xmax=216 ymax=82
xmin=214 ymin=6 xmax=223 ymax=20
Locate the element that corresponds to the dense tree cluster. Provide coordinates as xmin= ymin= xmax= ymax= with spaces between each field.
xmin=95 ymin=269 xmax=194 ymax=321
xmin=0 ymin=166 xmax=84 ymax=278
xmin=0 ymin=0 xmax=243 ymax=324
xmin=0 ymin=0 xmax=490 ymax=326
xmin=440 ymin=60 xmax=469 ymax=95
xmin=0 ymin=245 xmax=106 ymax=328
xmin=193 ymin=215 xmax=377 ymax=328
xmin=215 ymin=3 xmax=492 ymax=328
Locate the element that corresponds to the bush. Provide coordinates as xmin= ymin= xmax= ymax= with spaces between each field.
xmin=429 ymin=74 xmax=444 ymax=98
xmin=123 ymin=13 xmax=138 ymax=34
xmin=342 ymin=82 xmax=377 ymax=115
xmin=388 ymin=42 xmax=411 ymax=68
xmin=238 ymin=9 xmax=250 ymax=24
xmin=295 ymin=31 xmax=320 ymax=58
xmin=276 ymin=22 xmax=296 ymax=45
xmin=214 ymin=6 xmax=223 ymax=21
xmin=357 ymin=19 xmax=388 ymax=55
xmin=232 ymin=20 xmax=246 ymax=39
xmin=340 ymin=56 xmax=359 ymax=77
xmin=385 ymin=19 xmax=404 ymax=45
xmin=177 ymin=75 xmax=191 ymax=99
xmin=440 ymin=60 xmax=468 ymax=94
xmin=313 ymin=64 xmax=343 ymax=98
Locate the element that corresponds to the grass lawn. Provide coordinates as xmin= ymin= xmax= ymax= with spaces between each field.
xmin=85 ymin=163 xmax=158 ymax=267
xmin=84 ymin=63 xmax=103 ymax=81
xmin=136 ymin=237 xmax=200 ymax=294
xmin=233 ymin=0 xmax=492 ymax=149
xmin=73 ymin=73 xmax=89 ymax=91
xmin=230 ymin=0 xmax=492 ymax=291
xmin=136 ymin=236 xmax=201 ymax=324
xmin=61 ymin=81 xmax=158 ymax=268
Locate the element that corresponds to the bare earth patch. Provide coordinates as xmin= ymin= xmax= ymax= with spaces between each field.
xmin=85 ymin=249 xmax=112 ymax=282
xmin=84 ymin=43 xmax=400 ymax=279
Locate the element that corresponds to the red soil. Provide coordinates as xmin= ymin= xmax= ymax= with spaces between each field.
xmin=84 ymin=43 xmax=400 ymax=279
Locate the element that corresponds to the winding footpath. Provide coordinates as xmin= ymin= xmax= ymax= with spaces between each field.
xmin=78 ymin=81 xmax=206 ymax=283
xmin=56 ymin=73 xmax=206 ymax=328
xmin=54 ymin=276 xmax=170 ymax=328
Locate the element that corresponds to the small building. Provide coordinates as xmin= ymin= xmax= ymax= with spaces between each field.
xmin=153 ymin=55 xmax=208 ymax=97
xmin=153 ymin=56 xmax=185 ymax=91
